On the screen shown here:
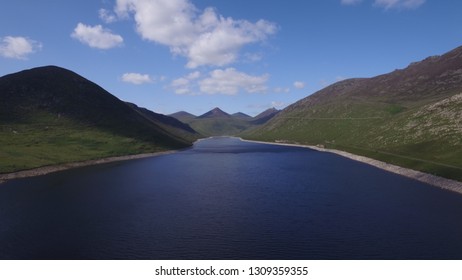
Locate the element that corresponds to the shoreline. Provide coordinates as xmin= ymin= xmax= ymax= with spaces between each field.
xmin=0 ymin=150 xmax=177 ymax=184
xmin=240 ymin=138 xmax=462 ymax=195
xmin=2 ymin=138 xmax=462 ymax=195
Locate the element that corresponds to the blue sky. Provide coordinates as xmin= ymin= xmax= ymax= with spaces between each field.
xmin=1 ymin=0 xmax=462 ymax=116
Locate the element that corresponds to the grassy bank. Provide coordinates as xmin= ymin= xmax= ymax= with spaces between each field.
xmin=242 ymin=114 xmax=462 ymax=182
xmin=0 ymin=116 xmax=173 ymax=173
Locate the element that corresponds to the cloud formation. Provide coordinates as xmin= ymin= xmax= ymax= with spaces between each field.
xmin=99 ymin=8 xmax=118 ymax=23
xmin=171 ymin=71 xmax=201 ymax=94
xmin=114 ymin=0 xmax=277 ymax=68
xmin=341 ymin=0 xmax=425 ymax=9
xmin=71 ymin=23 xmax=123 ymax=49
xmin=121 ymin=73 xmax=153 ymax=84
xmin=199 ymin=68 xmax=269 ymax=95
xmin=273 ymin=87 xmax=290 ymax=93
xmin=341 ymin=0 xmax=363 ymax=5
xmin=171 ymin=68 xmax=269 ymax=95
xmin=374 ymin=0 xmax=425 ymax=10
xmin=0 ymin=36 xmax=42 ymax=59
xmin=293 ymin=81 xmax=306 ymax=89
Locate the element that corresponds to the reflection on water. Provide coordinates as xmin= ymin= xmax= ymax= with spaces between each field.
xmin=1 ymin=137 xmax=462 ymax=259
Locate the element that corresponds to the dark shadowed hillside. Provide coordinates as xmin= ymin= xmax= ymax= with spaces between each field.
xmin=0 ymin=66 xmax=196 ymax=173
xmin=251 ymin=108 xmax=280 ymax=125
xmin=126 ymin=102 xmax=199 ymax=141
xmin=169 ymin=111 xmax=197 ymax=123
xmin=244 ymin=45 xmax=462 ymax=181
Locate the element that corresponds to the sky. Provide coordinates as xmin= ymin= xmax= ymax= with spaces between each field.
xmin=1 ymin=0 xmax=462 ymax=116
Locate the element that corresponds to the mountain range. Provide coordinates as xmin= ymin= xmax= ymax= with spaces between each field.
xmin=2 ymin=45 xmax=462 ymax=181
xmin=244 ymin=45 xmax=462 ymax=181
xmin=170 ymin=107 xmax=280 ymax=136
xmin=0 ymin=66 xmax=199 ymax=173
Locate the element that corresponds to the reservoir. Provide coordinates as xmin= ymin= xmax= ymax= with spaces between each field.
xmin=1 ymin=137 xmax=462 ymax=259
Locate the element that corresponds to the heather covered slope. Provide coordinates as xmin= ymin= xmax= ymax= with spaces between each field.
xmin=244 ymin=46 xmax=462 ymax=181
xmin=0 ymin=66 xmax=196 ymax=173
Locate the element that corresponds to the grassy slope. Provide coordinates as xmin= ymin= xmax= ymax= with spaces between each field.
xmin=244 ymin=92 xmax=462 ymax=181
xmin=187 ymin=117 xmax=253 ymax=136
xmin=0 ymin=112 xmax=176 ymax=173
xmin=245 ymin=47 xmax=462 ymax=181
xmin=0 ymin=66 xmax=197 ymax=174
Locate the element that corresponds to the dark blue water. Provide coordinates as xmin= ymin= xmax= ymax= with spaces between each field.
xmin=1 ymin=137 xmax=462 ymax=259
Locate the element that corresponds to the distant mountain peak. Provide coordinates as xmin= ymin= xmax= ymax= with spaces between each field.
xmin=252 ymin=107 xmax=281 ymax=124
xmin=232 ymin=112 xmax=252 ymax=119
xmin=169 ymin=111 xmax=197 ymax=118
xmin=198 ymin=107 xmax=231 ymax=118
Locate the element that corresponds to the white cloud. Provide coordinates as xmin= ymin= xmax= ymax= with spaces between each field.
xmin=0 ymin=36 xmax=42 ymax=59
xmin=341 ymin=0 xmax=363 ymax=5
xmin=244 ymin=52 xmax=263 ymax=63
xmin=71 ymin=23 xmax=123 ymax=49
xmin=99 ymin=8 xmax=117 ymax=23
xmin=171 ymin=71 xmax=201 ymax=95
xmin=274 ymin=87 xmax=290 ymax=93
xmin=293 ymin=81 xmax=306 ymax=89
xmin=342 ymin=0 xmax=425 ymax=9
xmin=374 ymin=0 xmax=425 ymax=9
xmin=114 ymin=0 xmax=277 ymax=68
xmin=171 ymin=68 xmax=269 ymax=95
xmin=199 ymin=68 xmax=269 ymax=95
xmin=171 ymin=81 xmax=192 ymax=94
xmin=121 ymin=73 xmax=153 ymax=84
xmin=185 ymin=71 xmax=201 ymax=80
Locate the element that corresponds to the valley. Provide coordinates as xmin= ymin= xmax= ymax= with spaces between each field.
xmin=169 ymin=107 xmax=280 ymax=136
xmin=2 ymin=46 xmax=462 ymax=183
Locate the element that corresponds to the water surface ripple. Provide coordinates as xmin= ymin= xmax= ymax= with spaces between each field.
xmin=1 ymin=137 xmax=462 ymax=259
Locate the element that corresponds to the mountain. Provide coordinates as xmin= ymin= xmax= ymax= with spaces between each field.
xmin=188 ymin=107 xmax=246 ymax=136
xmin=0 ymin=65 xmax=196 ymax=173
xmin=197 ymin=107 xmax=231 ymax=119
xmin=170 ymin=107 xmax=280 ymax=136
xmin=232 ymin=112 xmax=253 ymax=120
xmin=244 ymin=45 xmax=462 ymax=181
xmin=125 ymin=102 xmax=199 ymax=140
xmin=169 ymin=111 xmax=197 ymax=123
xmin=251 ymin=108 xmax=280 ymax=125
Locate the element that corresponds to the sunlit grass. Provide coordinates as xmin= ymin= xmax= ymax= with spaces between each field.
xmin=0 ymin=115 xmax=167 ymax=173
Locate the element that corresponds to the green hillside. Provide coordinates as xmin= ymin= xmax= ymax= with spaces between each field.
xmin=0 ymin=66 xmax=198 ymax=173
xmin=244 ymin=46 xmax=462 ymax=181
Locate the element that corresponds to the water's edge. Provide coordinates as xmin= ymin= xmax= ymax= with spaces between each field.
xmin=2 ymin=136 xmax=462 ymax=196
xmin=0 ymin=150 xmax=178 ymax=184
xmin=240 ymin=138 xmax=462 ymax=195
